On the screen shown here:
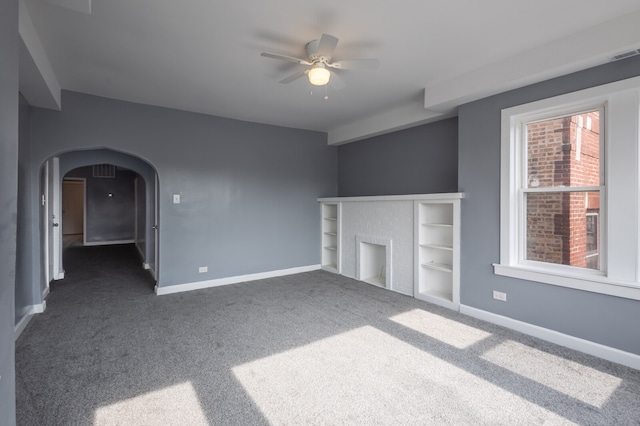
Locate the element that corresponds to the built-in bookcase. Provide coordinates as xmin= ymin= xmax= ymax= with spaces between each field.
xmin=321 ymin=202 xmax=340 ymax=273
xmin=318 ymin=193 xmax=463 ymax=310
xmin=415 ymin=199 xmax=461 ymax=310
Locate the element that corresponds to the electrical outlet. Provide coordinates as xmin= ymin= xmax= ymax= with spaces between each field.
xmin=173 ymin=194 xmax=181 ymax=204
xmin=198 ymin=266 xmax=208 ymax=273
xmin=493 ymin=290 xmax=507 ymax=302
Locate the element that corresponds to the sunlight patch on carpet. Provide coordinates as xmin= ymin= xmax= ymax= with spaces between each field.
xmin=232 ymin=325 xmax=572 ymax=424
xmin=481 ymin=340 xmax=622 ymax=408
xmin=93 ymin=381 xmax=208 ymax=425
xmin=389 ymin=309 xmax=492 ymax=349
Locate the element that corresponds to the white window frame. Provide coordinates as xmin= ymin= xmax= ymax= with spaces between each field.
xmin=494 ymin=75 xmax=640 ymax=301
xmin=518 ymin=105 xmax=605 ymax=273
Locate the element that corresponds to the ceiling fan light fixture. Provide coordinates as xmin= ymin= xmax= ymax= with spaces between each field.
xmin=308 ymin=64 xmax=330 ymax=86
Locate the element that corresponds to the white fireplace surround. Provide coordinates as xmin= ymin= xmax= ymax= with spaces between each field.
xmin=319 ymin=193 xmax=464 ymax=299
xmin=356 ymin=235 xmax=392 ymax=289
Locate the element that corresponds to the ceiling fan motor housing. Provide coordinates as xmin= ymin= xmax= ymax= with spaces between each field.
xmin=306 ymin=39 xmax=326 ymax=62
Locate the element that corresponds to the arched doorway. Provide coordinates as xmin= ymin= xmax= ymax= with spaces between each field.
xmin=41 ymin=148 xmax=159 ymax=295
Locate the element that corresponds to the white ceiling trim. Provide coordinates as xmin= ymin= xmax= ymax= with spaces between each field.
xmin=327 ymin=99 xmax=448 ymax=146
xmin=422 ymin=9 xmax=640 ymax=113
xmin=328 ymin=9 xmax=640 ymax=146
xmin=19 ymin=0 xmax=61 ymax=110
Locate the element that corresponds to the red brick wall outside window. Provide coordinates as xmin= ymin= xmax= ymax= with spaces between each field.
xmin=526 ymin=111 xmax=601 ymax=269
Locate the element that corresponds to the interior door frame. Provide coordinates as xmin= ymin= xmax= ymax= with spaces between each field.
xmin=50 ymin=157 xmax=64 ymax=280
xmin=43 ymin=161 xmax=50 ymax=288
xmin=62 ymin=177 xmax=86 ymax=244
xmin=153 ymin=172 xmax=159 ymax=280
xmin=42 ymin=153 xmax=160 ymax=296
xmin=43 ymin=157 xmax=64 ymax=283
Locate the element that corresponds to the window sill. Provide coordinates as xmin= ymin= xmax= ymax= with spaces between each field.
xmin=493 ymin=263 xmax=640 ymax=301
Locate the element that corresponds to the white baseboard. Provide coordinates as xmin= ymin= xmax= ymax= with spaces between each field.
xmin=42 ymin=286 xmax=50 ymax=299
xmin=34 ymin=301 xmax=46 ymax=313
xmin=143 ymin=263 xmax=151 ymax=270
xmin=460 ymin=304 xmax=640 ymax=371
xmin=15 ymin=310 xmax=34 ymax=340
xmin=84 ymin=239 xmax=135 ymax=246
xmin=136 ymin=243 xmax=146 ymax=261
xmin=155 ymin=264 xmax=321 ymax=296
xmin=14 ymin=302 xmax=46 ymax=340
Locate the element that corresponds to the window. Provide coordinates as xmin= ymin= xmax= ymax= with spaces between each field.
xmin=585 ymin=212 xmax=599 ymax=269
xmin=524 ymin=110 xmax=603 ymax=271
xmin=495 ymin=76 xmax=640 ymax=301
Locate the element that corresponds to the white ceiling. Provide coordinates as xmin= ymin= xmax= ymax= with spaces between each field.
xmin=19 ymin=0 xmax=640 ymax=144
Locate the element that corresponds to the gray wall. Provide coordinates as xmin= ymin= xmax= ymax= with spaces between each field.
xmin=0 ymin=0 xmax=18 ymax=423
xmin=16 ymin=95 xmax=34 ymax=322
xmin=337 ymin=118 xmax=458 ymax=196
xmin=458 ymin=55 xmax=640 ymax=355
xmin=135 ymin=176 xmax=147 ymax=257
xmin=66 ymin=166 xmax=137 ymax=243
xmin=28 ymin=91 xmax=337 ymax=291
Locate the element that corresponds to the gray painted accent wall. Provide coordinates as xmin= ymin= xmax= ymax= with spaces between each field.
xmin=0 ymin=0 xmax=18 ymax=423
xmin=28 ymin=91 xmax=337 ymax=290
xmin=337 ymin=118 xmax=458 ymax=196
xmin=458 ymin=56 xmax=640 ymax=355
xmin=66 ymin=166 xmax=137 ymax=243
xmin=16 ymin=94 xmax=34 ymax=323
xmin=85 ymin=171 xmax=135 ymax=242
xmin=135 ymin=176 xmax=146 ymax=257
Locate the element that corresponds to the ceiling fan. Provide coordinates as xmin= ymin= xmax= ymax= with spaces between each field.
xmin=261 ymin=33 xmax=379 ymax=87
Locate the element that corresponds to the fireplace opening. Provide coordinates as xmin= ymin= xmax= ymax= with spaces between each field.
xmin=359 ymin=242 xmax=387 ymax=288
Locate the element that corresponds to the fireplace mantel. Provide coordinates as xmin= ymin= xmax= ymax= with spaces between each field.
xmin=319 ymin=193 xmax=464 ymax=311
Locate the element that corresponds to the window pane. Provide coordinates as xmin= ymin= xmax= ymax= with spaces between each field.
xmin=526 ymin=111 xmax=600 ymax=189
xmin=526 ymin=191 xmax=600 ymax=270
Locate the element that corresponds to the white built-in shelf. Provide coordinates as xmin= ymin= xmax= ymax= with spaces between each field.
xmin=317 ymin=193 xmax=463 ymax=309
xmin=420 ymin=243 xmax=453 ymax=251
xmin=318 ymin=192 xmax=464 ymax=203
xmin=364 ymin=275 xmax=386 ymax=288
xmin=421 ymin=261 xmax=453 ymax=273
xmin=414 ymin=197 xmax=462 ymax=311
xmin=320 ymin=202 xmax=341 ymax=273
xmin=421 ymin=223 xmax=453 ymax=228
xmin=417 ymin=289 xmax=453 ymax=301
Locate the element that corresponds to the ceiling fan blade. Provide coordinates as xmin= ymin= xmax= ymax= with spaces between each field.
xmin=328 ymin=59 xmax=380 ymax=70
xmin=316 ymin=33 xmax=339 ymax=58
xmin=279 ymin=70 xmax=308 ymax=84
xmin=261 ymin=52 xmax=311 ymax=66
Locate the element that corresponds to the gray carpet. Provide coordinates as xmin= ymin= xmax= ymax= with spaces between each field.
xmin=16 ymin=245 xmax=640 ymax=425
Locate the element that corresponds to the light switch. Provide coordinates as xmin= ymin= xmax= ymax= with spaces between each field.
xmin=173 ymin=194 xmax=180 ymax=204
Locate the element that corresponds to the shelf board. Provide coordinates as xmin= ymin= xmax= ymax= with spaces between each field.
xmin=363 ymin=275 xmax=386 ymax=288
xmin=324 ymin=217 xmax=338 ymax=221
xmin=322 ymin=263 xmax=338 ymax=272
xmin=420 ymin=243 xmax=453 ymax=251
xmin=323 ymin=246 xmax=337 ymax=251
xmin=417 ymin=289 xmax=453 ymax=302
xmin=323 ymin=232 xmax=337 ymax=236
xmin=421 ymin=261 xmax=453 ymax=272
xmin=421 ymin=223 xmax=453 ymax=228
